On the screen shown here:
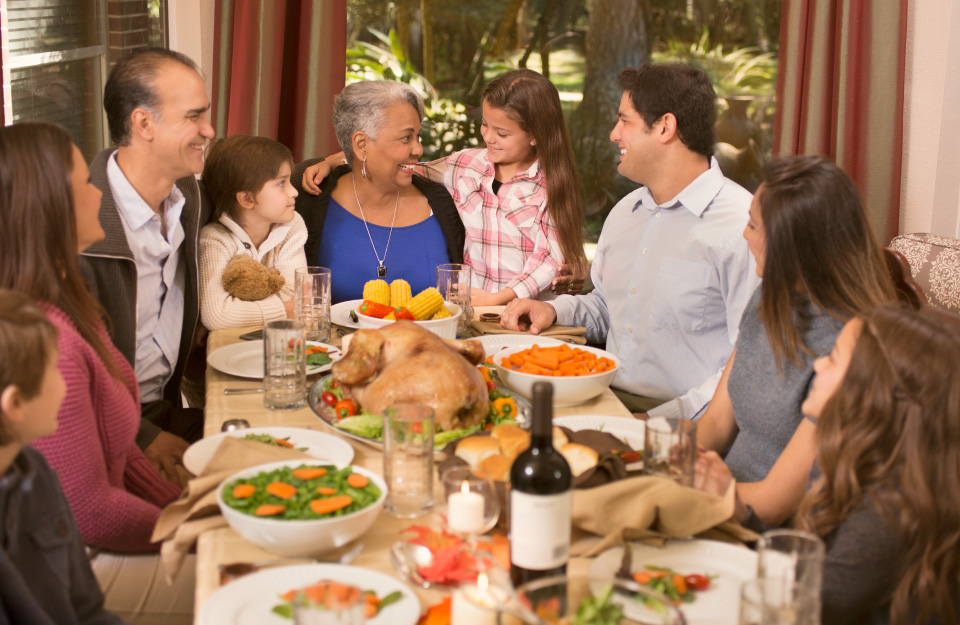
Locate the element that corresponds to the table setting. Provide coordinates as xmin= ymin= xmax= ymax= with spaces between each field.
xmin=177 ymin=266 xmax=808 ymax=625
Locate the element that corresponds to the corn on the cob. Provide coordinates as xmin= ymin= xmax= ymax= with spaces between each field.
xmin=430 ymin=305 xmax=451 ymax=319
xmin=407 ymin=287 xmax=444 ymax=320
xmin=384 ymin=311 xmax=397 ymax=320
xmin=362 ymin=279 xmax=390 ymax=305
xmin=389 ymin=279 xmax=412 ymax=308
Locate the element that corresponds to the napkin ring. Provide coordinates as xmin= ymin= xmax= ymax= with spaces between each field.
xmin=479 ymin=313 xmax=501 ymax=323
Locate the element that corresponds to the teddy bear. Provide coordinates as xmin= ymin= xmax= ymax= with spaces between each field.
xmin=221 ymin=254 xmax=286 ymax=301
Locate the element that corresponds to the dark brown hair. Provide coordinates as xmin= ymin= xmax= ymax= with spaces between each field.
xmin=483 ymin=69 xmax=587 ymax=276
xmin=0 ymin=122 xmax=126 ymax=385
xmin=0 ymin=290 xmax=58 ymax=441
xmin=798 ymin=305 xmax=960 ymax=625
xmin=757 ymin=155 xmax=895 ymax=369
xmin=202 ymin=135 xmax=294 ymax=222
xmin=617 ymin=63 xmax=716 ymax=158
xmin=103 ymin=47 xmax=200 ymax=146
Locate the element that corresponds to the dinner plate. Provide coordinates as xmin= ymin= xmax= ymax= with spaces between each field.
xmin=182 ymin=426 xmax=354 ymax=475
xmin=207 ymin=340 xmax=342 ymax=379
xmin=554 ymin=414 xmax=645 ymax=469
xmin=590 ymin=540 xmax=758 ymax=625
xmin=331 ymin=299 xmax=363 ymax=329
xmin=473 ymin=334 xmax=565 ymax=357
xmin=307 ymin=374 xmax=531 ymax=450
xmin=199 ymin=563 xmax=419 ymax=625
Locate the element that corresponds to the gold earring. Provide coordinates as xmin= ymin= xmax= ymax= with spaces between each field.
xmin=361 ymin=158 xmax=367 ymax=179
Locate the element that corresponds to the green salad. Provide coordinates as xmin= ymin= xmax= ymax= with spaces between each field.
xmin=222 ymin=464 xmax=381 ymax=520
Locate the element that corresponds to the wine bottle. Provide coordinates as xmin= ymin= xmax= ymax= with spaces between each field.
xmin=509 ymin=381 xmax=572 ymax=588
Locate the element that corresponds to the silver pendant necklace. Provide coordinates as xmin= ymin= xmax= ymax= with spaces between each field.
xmin=352 ymin=172 xmax=399 ymax=278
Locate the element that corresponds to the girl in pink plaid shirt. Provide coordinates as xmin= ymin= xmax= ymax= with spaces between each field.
xmin=303 ymin=70 xmax=586 ymax=305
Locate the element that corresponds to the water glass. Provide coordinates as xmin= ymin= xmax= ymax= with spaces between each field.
xmin=740 ymin=578 xmax=801 ymax=625
xmin=382 ymin=404 xmax=435 ymax=517
xmin=757 ymin=529 xmax=825 ymax=625
xmin=295 ymin=267 xmax=332 ymax=342
xmin=292 ymin=585 xmax=364 ymax=625
xmin=263 ymin=319 xmax=306 ymax=410
xmin=643 ymin=416 xmax=697 ymax=486
xmin=437 ymin=263 xmax=473 ymax=338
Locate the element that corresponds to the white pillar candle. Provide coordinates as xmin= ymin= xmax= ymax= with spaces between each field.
xmin=451 ymin=575 xmax=498 ymax=625
xmin=447 ymin=481 xmax=485 ymax=534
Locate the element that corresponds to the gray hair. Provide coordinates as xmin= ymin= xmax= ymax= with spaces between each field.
xmin=333 ymin=81 xmax=424 ymax=164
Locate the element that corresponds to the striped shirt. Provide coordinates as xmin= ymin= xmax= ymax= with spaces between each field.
xmin=419 ymin=148 xmax=562 ymax=299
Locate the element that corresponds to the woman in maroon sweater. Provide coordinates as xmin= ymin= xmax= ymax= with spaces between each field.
xmin=0 ymin=122 xmax=192 ymax=624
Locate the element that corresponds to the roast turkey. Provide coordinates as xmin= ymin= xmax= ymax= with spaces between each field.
xmin=331 ymin=321 xmax=489 ymax=431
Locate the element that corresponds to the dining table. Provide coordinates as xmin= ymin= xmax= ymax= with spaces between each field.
xmin=193 ymin=322 xmax=636 ymax=624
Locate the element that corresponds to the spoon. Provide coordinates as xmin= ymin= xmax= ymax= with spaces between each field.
xmin=221 ymin=418 xmax=251 ymax=432
xmin=389 ymin=541 xmax=434 ymax=589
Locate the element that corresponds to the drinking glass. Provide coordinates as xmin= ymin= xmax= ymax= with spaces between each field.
xmin=263 ymin=319 xmax=306 ymax=410
xmin=382 ymin=404 xmax=434 ymax=517
xmin=295 ymin=267 xmax=332 ymax=342
xmin=739 ymin=578 xmax=800 ymax=625
xmin=291 ymin=584 xmax=365 ymax=625
xmin=643 ymin=416 xmax=697 ymax=486
xmin=757 ymin=529 xmax=825 ymax=625
xmin=440 ymin=467 xmax=500 ymax=537
xmin=437 ymin=263 xmax=473 ymax=338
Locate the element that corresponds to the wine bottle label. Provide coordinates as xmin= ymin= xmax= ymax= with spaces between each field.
xmin=509 ymin=490 xmax=572 ymax=569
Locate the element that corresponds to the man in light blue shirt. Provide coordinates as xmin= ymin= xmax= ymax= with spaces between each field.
xmin=501 ymin=63 xmax=760 ymax=419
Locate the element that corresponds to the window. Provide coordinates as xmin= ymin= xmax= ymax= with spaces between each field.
xmin=1 ymin=0 xmax=167 ymax=161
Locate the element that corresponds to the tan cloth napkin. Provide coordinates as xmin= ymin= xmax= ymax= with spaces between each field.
xmin=469 ymin=319 xmax=588 ymax=344
xmin=151 ymin=436 xmax=312 ymax=582
xmin=570 ymin=475 xmax=759 ymax=557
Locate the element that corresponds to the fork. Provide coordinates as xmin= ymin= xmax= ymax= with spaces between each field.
xmin=219 ymin=542 xmax=364 ymax=584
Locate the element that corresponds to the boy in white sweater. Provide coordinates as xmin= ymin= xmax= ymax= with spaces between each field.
xmin=199 ymin=135 xmax=307 ymax=330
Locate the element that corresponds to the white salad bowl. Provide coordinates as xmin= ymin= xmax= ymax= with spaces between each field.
xmin=216 ymin=459 xmax=386 ymax=557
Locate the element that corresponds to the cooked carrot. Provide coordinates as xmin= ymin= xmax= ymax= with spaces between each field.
xmin=346 ymin=473 xmax=369 ymax=488
xmin=310 ymin=495 xmax=353 ymax=515
xmin=316 ymin=486 xmax=337 ymax=496
xmin=634 ymin=571 xmax=652 ymax=584
xmin=232 ymin=483 xmax=256 ymax=499
xmin=673 ymin=574 xmax=687 ymax=595
xmin=266 ymin=481 xmax=297 ymax=500
xmin=364 ymin=602 xmax=378 ymax=618
xmin=503 ymin=346 xmax=614 ymax=377
xmin=292 ymin=467 xmax=327 ymax=480
xmin=272 ymin=437 xmax=294 ymax=448
xmin=254 ymin=504 xmax=287 ymax=516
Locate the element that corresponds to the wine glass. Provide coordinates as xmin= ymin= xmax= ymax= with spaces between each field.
xmin=439 ymin=467 xmax=500 ymax=540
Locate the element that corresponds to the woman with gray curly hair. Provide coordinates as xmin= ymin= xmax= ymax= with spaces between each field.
xmin=294 ymin=80 xmax=464 ymax=303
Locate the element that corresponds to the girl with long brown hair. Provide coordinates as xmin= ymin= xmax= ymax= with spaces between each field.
xmin=796 ymin=305 xmax=960 ymax=625
xmin=696 ymin=155 xmax=896 ymax=525
xmin=0 ymin=122 xmax=193 ymax=624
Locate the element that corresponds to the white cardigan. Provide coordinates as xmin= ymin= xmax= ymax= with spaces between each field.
xmin=199 ymin=213 xmax=308 ymax=330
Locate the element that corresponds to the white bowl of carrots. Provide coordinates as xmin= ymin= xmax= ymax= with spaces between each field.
xmin=216 ymin=460 xmax=386 ymax=557
xmin=493 ymin=343 xmax=620 ymax=407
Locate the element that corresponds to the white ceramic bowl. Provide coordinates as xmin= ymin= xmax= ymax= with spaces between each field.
xmin=216 ymin=460 xmax=386 ymax=557
xmin=356 ymin=301 xmax=461 ymax=339
xmin=493 ymin=343 xmax=620 ymax=407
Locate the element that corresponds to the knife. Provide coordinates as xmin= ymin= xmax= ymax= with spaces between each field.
xmin=223 ymin=388 xmax=264 ymax=395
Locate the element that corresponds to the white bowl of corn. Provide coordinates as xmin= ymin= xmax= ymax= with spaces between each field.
xmin=356 ymin=280 xmax=462 ymax=339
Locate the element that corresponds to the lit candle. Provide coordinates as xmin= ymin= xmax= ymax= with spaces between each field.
xmin=447 ymin=480 xmax=485 ymax=534
xmin=451 ymin=573 xmax=498 ymax=625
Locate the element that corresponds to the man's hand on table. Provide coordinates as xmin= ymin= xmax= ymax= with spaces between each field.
xmin=500 ymin=298 xmax=557 ymax=334
xmin=145 ymin=431 xmax=190 ymax=488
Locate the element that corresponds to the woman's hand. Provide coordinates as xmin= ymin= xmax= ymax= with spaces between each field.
xmin=301 ymin=152 xmax=347 ymax=195
xmin=694 ymin=449 xmax=734 ymax=498
xmin=470 ymin=287 xmax=518 ymax=307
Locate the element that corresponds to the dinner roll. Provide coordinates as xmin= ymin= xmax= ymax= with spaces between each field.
xmin=552 ymin=426 xmax=569 ymax=450
xmin=560 ymin=443 xmax=599 ymax=477
xmin=455 ymin=436 xmax=501 ymax=470
xmin=491 ymin=424 xmax=530 ymax=461
xmin=474 ymin=454 xmax=511 ymax=482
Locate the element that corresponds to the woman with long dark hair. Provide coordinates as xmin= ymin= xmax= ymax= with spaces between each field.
xmin=0 ymin=121 xmax=192 ymax=624
xmin=696 ymin=155 xmax=895 ymax=525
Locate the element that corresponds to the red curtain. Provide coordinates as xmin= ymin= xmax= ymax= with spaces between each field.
xmin=773 ymin=0 xmax=909 ymax=243
xmin=212 ymin=0 xmax=346 ymax=161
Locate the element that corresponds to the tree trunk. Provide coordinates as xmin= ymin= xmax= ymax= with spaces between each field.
xmin=490 ymin=0 xmax=525 ymax=58
xmin=420 ymin=0 xmax=435 ymax=83
xmin=571 ymin=0 xmax=648 ymax=218
xmin=397 ymin=1 xmax=412 ymax=63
